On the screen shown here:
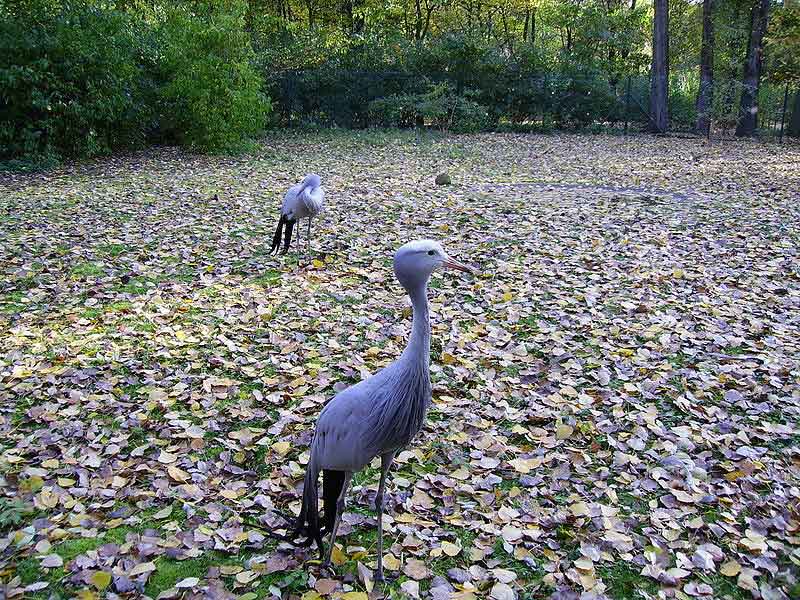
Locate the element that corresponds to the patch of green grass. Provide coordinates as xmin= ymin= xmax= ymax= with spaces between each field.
xmin=98 ymin=243 xmax=129 ymax=257
xmin=15 ymin=275 xmax=39 ymax=290
xmin=121 ymin=315 xmax=155 ymax=331
xmin=490 ymin=538 xmax=541 ymax=581
xmin=71 ymin=261 xmax=105 ymax=278
xmin=352 ymin=466 xmax=380 ymax=488
xmin=597 ymin=562 xmax=659 ymax=599
xmin=0 ymin=290 xmax=26 ymax=313
xmin=81 ymin=307 xmax=103 ymax=320
xmin=725 ymin=345 xmax=748 ymax=356
xmin=702 ymin=506 xmax=722 ymax=524
xmin=503 ymin=363 xmax=522 ymax=377
xmin=54 ymin=536 xmax=107 ymax=562
xmin=666 ymin=351 xmax=690 ymax=368
xmin=617 ymin=491 xmax=651 ymax=514
xmin=115 ymin=279 xmax=153 ymax=295
xmin=252 ymin=269 xmax=282 ymax=287
xmin=107 ymin=300 xmax=133 ymax=312
xmin=13 ymin=557 xmax=69 ymax=599
xmin=144 ymin=555 xmax=214 ymax=597
xmin=515 ymin=314 xmax=542 ymax=339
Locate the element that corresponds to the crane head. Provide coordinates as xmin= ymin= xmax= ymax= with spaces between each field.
xmin=302 ymin=173 xmax=322 ymax=189
xmin=394 ymin=239 xmax=474 ymax=291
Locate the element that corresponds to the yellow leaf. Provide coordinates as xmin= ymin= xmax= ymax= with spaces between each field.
xmin=168 ymin=466 xmax=189 ymax=483
xmin=441 ymin=541 xmax=461 ymax=556
xmin=509 ymin=457 xmax=542 ymax=474
xmin=157 ymin=450 xmax=177 ymax=464
xmin=129 ymin=561 xmax=156 ymax=576
xmin=312 ymin=259 xmax=324 ymax=269
xmin=720 ymin=561 xmax=741 ymax=577
xmin=569 ymin=502 xmax=591 ymax=517
xmin=91 ymin=571 xmax=112 ymax=590
xmin=724 ymin=470 xmax=745 ymax=481
xmin=441 ymin=352 xmax=456 ymax=365
xmin=42 ymin=459 xmax=60 ymax=469
xmin=272 ymin=441 xmax=291 ymax=456
xmin=556 ymin=424 xmax=574 ymax=440
xmin=382 ymin=554 xmax=400 ymax=571
xmin=235 ymin=570 xmax=258 ymax=584
xmin=339 ymin=594 xmax=368 ymax=600
xmin=330 ymin=544 xmax=347 ymax=566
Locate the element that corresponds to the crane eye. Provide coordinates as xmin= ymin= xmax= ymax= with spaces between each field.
xmin=427 ymin=250 xmax=435 ymax=256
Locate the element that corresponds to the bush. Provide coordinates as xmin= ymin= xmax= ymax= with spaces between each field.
xmin=156 ymin=1 xmax=270 ymax=152
xmin=368 ymin=82 xmax=489 ymax=133
xmin=0 ymin=0 xmax=270 ymax=166
xmin=0 ymin=3 xmax=150 ymax=162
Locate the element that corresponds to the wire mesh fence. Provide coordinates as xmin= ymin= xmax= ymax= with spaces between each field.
xmin=267 ymin=68 xmax=798 ymax=141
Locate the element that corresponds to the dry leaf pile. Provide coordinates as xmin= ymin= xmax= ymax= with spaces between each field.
xmin=1 ymin=132 xmax=799 ymax=600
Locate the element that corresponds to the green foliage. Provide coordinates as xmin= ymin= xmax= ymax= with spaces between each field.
xmin=0 ymin=2 xmax=150 ymax=163
xmin=0 ymin=0 xmax=270 ymax=167
xmin=157 ymin=1 xmax=270 ymax=152
xmin=767 ymin=4 xmax=800 ymax=84
xmin=368 ymin=82 xmax=489 ymax=133
xmin=0 ymin=497 xmax=34 ymax=531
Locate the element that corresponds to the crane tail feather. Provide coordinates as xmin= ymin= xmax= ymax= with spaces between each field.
xmin=292 ymin=457 xmax=324 ymax=557
xmin=270 ymin=215 xmax=285 ymax=255
xmin=281 ymin=219 xmax=295 ymax=255
xmin=322 ymin=469 xmax=345 ymax=534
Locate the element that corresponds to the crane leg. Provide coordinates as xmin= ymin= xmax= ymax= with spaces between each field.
xmin=375 ymin=452 xmax=396 ymax=582
xmin=322 ymin=471 xmax=352 ymax=569
xmin=296 ymin=219 xmax=301 ymax=255
xmin=307 ymin=217 xmax=312 ymax=256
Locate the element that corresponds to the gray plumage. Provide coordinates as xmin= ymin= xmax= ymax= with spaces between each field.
xmin=288 ymin=239 xmax=473 ymax=579
xmin=270 ymin=173 xmax=325 ymax=255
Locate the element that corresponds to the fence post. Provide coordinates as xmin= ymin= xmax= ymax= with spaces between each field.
xmin=624 ymin=75 xmax=632 ymax=135
xmin=779 ymin=83 xmax=789 ymax=143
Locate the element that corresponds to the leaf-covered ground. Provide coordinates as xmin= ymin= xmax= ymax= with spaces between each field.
xmin=1 ymin=131 xmax=799 ymax=600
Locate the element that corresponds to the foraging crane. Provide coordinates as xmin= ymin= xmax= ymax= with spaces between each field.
xmin=282 ymin=240 xmax=473 ymax=579
xmin=270 ymin=174 xmax=325 ymax=256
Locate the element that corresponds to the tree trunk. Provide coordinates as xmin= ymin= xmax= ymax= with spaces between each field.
xmin=530 ymin=7 xmax=536 ymax=47
xmin=649 ymin=0 xmax=669 ymax=133
xmin=523 ymin=9 xmax=529 ymax=43
xmin=735 ymin=0 xmax=770 ymax=137
xmin=695 ymin=0 xmax=714 ymax=135
xmin=790 ymin=90 xmax=800 ymax=138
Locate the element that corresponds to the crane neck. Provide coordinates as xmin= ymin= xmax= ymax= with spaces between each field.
xmin=404 ymin=283 xmax=431 ymax=366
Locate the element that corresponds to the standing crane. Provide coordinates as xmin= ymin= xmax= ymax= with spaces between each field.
xmin=279 ymin=239 xmax=473 ymax=580
xmin=270 ymin=174 xmax=325 ymax=256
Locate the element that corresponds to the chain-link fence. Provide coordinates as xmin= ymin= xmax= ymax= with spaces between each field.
xmin=267 ymin=68 xmax=798 ymax=140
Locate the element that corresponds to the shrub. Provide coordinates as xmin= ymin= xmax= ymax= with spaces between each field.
xmin=156 ymin=1 xmax=270 ymax=152
xmin=0 ymin=3 xmax=149 ymax=162
xmin=368 ymin=82 xmax=489 ymax=133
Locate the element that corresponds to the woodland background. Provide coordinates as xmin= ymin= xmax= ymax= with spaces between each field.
xmin=1 ymin=0 xmax=800 ymax=168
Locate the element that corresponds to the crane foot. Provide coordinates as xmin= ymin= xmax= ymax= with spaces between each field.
xmin=317 ymin=560 xmax=336 ymax=578
xmin=375 ymin=572 xmax=398 ymax=584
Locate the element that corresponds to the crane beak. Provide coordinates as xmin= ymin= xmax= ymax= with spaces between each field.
xmin=442 ymin=256 xmax=475 ymax=274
